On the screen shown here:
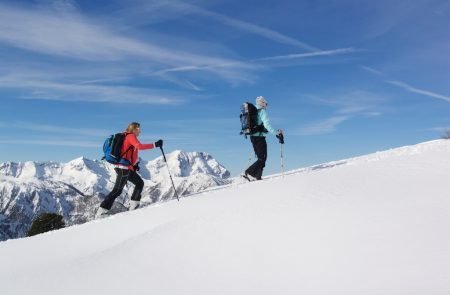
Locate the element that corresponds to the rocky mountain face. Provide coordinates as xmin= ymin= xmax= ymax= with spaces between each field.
xmin=0 ymin=150 xmax=231 ymax=241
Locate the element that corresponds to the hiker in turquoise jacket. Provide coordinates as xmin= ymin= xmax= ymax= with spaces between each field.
xmin=244 ymin=96 xmax=283 ymax=180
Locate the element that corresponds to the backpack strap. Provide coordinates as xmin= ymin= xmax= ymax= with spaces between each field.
xmin=118 ymin=133 xmax=134 ymax=165
xmin=254 ymin=109 xmax=267 ymax=136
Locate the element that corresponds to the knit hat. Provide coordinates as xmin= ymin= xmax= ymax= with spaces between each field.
xmin=256 ymin=96 xmax=268 ymax=108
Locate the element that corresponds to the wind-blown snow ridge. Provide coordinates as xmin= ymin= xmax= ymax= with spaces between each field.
xmin=275 ymin=139 xmax=449 ymax=177
xmin=194 ymin=140 xmax=448 ymax=196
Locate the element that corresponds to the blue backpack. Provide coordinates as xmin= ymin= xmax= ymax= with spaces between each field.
xmin=102 ymin=133 xmax=132 ymax=165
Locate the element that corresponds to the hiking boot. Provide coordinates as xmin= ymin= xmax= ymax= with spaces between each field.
xmin=242 ymin=173 xmax=257 ymax=182
xmin=129 ymin=200 xmax=140 ymax=211
xmin=95 ymin=207 xmax=110 ymax=219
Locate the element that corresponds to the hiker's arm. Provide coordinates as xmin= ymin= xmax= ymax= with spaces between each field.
xmin=129 ymin=134 xmax=155 ymax=150
xmin=260 ymin=109 xmax=276 ymax=134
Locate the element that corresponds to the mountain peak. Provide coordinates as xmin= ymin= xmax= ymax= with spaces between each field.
xmin=148 ymin=150 xmax=230 ymax=179
xmin=0 ymin=150 xmax=232 ymax=241
xmin=68 ymin=156 xmax=90 ymax=165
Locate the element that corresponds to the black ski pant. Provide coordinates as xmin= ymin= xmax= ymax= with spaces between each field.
xmin=100 ymin=168 xmax=144 ymax=210
xmin=245 ymin=136 xmax=267 ymax=180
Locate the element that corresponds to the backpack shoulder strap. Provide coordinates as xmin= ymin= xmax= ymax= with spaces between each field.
xmin=120 ymin=132 xmax=134 ymax=158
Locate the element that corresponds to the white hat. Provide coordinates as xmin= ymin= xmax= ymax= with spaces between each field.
xmin=256 ymin=96 xmax=268 ymax=108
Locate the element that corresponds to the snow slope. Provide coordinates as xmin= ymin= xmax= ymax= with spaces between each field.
xmin=0 ymin=140 xmax=449 ymax=295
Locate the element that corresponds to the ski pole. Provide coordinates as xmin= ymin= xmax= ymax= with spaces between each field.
xmin=276 ymin=131 xmax=285 ymax=177
xmin=280 ymin=143 xmax=284 ymax=177
xmin=160 ymin=147 xmax=180 ymax=202
xmin=247 ymin=150 xmax=255 ymax=169
xmin=240 ymin=150 xmax=254 ymax=176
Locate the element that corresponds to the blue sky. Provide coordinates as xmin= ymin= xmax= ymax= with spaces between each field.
xmin=1 ymin=0 xmax=450 ymax=176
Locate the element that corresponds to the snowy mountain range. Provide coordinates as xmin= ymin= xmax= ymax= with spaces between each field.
xmin=1 ymin=140 xmax=449 ymax=295
xmin=0 ymin=150 xmax=231 ymax=241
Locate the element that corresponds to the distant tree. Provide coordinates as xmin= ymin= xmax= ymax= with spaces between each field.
xmin=27 ymin=213 xmax=65 ymax=237
xmin=441 ymin=129 xmax=450 ymax=139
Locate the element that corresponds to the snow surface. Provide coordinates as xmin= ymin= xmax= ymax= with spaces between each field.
xmin=0 ymin=140 xmax=449 ymax=294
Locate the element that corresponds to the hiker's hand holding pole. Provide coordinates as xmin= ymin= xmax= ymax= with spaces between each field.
xmin=276 ymin=129 xmax=284 ymax=144
xmin=276 ymin=129 xmax=285 ymax=177
xmin=155 ymin=139 xmax=163 ymax=148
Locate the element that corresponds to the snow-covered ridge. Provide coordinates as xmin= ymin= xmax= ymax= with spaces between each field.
xmin=0 ymin=150 xmax=231 ymax=241
xmin=1 ymin=140 xmax=449 ymax=295
xmin=279 ymin=139 xmax=449 ymax=176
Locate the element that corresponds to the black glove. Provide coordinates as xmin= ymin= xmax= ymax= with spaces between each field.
xmin=276 ymin=130 xmax=284 ymax=144
xmin=155 ymin=139 xmax=163 ymax=148
xmin=133 ymin=162 xmax=140 ymax=172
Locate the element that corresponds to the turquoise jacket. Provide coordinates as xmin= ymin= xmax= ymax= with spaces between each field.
xmin=252 ymin=106 xmax=276 ymax=137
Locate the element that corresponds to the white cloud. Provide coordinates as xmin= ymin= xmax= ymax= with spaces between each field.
xmin=201 ymin=11 xmax=319 ymax=52
xmin=0 ymin=75 xmax=184 ymax=105
xmin=0 ymin=3 xmax=252 ymax=71
xmin=0 ymin=4 xmax=146 ymax=61
xmin=360 ymin=66 xmax=384 ymax=76
xmin=0 ymin=2 xmax=263 ymax=90
xmin=295 ymin=116 xmax=350 ymax=136
xmin=306 ymin=90 xmax=387 ymax=116
xmin=0 ymin=138 xmax=98 ymax=148
xmin=361 ymin=66 xmax=450 ymax=103
xmin=388 ymin=80 xmax=450 ymax=103
xmin=0 ymin=1 xmax=359 ymax=100
xmin=0 ymin=121 xmax=108 ymax=137
xmin=154 ymin=61 xmax=260 ymax=86
xmin=292 ymin=90 xmax=386 ymax=136
xmin=155 ymin=48 xmax=356 ymax=85
xmin=43 ymin=0 xmax=79 ymax=13
xmin=157 ymin=1 xmax=320 ymax=52
xmin=257 ymin=48 xmax=357 ymax=61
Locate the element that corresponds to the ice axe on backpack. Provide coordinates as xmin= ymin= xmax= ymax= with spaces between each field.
xmin=276 ymin=130 xmax=285 ymax=177
xmin=159 ymin=146 xmax=180 ymax=202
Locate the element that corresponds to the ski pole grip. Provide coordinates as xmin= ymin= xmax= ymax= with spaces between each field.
xmin=277 ymin=132 xmax=284 ymax=144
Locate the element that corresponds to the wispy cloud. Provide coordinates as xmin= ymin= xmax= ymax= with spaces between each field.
xmin=154 ymin=62 xmax=260 ymax=86
xmin=0 ymin=2 xmax=265 ymax=92
xmin=360 ymin=65 xmax=384 ymax=76
xmin=156 ymin=48 xmax=357 ymax=80
xmin=0 ymin=138 xmax=98 ymax=148
xmin=256 ymin=48 xmax=357 ymax=61
xmin=198 ymin=11 xmax=319 ymax=52
xmin=361 ymin=66 xmax=450 ymax=103
xmin=0 ymin=120 xmax=194 ymax=148
xmin=295 ymin=116 xmax=350 ymax=136
xmin=306 ymin=90 xmax=387 ymax=116
xmin=0 ymin=121 xmax=109 ymax=137
xmin=293 ymin=90 xmax=385 ymax=136
xmin=0 ymin=1 xmax=360 ymax=102
xmin=0 ymin=75 xmax=184 ymax=104
xmin=387 ymin=80 xmax=450 ymax=102
xmin=153 ymin=1 xmax=320 ymax=52
xmin=0 ymin=3 xmax=151 ymax=61
xmin=0 ymin=3 xmax=253 ymax=75
xmin=41 ymin=0 xmax=80 ymax=13
xmin=157 ymin=63 xmax=249 ymax=74
xmin=0 ymin=1 xmax=357 ymax=104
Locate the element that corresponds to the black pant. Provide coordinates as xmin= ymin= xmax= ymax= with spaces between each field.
xmin=100 ymin=168 xmax=144 ymax=210
xmin=245 ymin=136 xmax=267 ymax=180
